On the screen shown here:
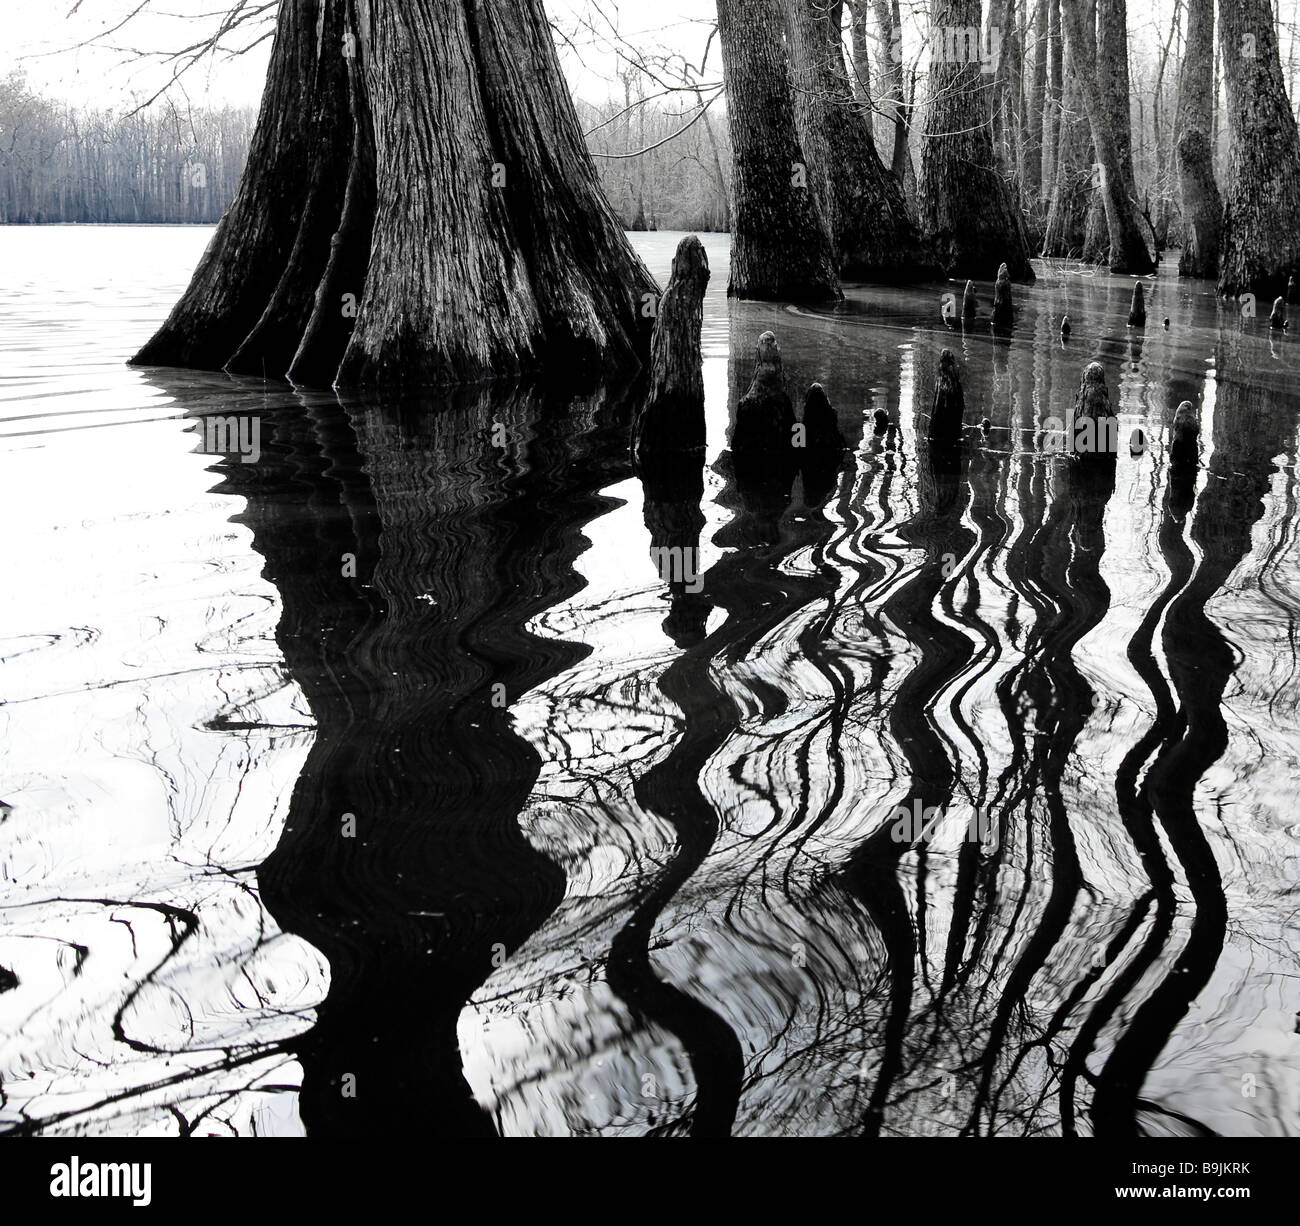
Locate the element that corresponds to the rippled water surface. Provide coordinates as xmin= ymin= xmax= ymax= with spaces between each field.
xmin=2 ymin=226 xmax=1299 ymax=1137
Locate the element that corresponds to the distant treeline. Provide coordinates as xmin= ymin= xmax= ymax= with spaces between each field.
xmin=0 ymin=69 xmax=732 ymax=231
xmin=0 ymin=71 xmax=254 ymax=224
xmin=576 ymin=94 xmax=733 ymax=233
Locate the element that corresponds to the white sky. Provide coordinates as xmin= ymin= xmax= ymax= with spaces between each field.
xmin=1 ymin=0 xmax=722 ymax=108
xmin=2 ymin=0 xmax=1270 ymax=113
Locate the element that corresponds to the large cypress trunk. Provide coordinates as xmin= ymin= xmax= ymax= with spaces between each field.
xmin=1176 ymin=0 xmax=1220 ymax=278
xmin=717 ymin=0 xmax=840 ymax=300
xmin=132 ymin=0 xmax=657 ymax=389
xmin=1215 ymin=0 xmax=1300 ymax=299
xmin=917 ymin=0 xmax=1035 ymax=280
xmin=1058 ymin=0 xmax=1153 ymax=272
xmin=783 ymin=0 xmax=936 ymax=281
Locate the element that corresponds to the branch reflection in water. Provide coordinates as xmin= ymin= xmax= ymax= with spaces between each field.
xmin=3 ymin=232 xmax=1298 ymax=1137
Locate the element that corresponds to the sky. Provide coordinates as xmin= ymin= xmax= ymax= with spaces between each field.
xmin=1 ymin=0 xmax=722 ymax=109
xmin=4 ymin=0 xmax=1270 ymax=115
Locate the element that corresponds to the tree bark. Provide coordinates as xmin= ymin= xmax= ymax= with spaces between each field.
xmin=989 ymin=0 xmax=1026 ymax=189
xmin=1216 ymin=0 xmax=1300 ymax=299
xmin=929 ymin=348 xmax=966 ymax=443
xmin=1079 ymin=0 xmax=1140 ymax=264
xmin=133 ymin=0 xmax=657 ymax=389
xmin=1175 ymin=0 xmax=1220 ymax=277
xmin=917 ymin=0 xmax=1035 ymax=280
xmin=783 ymin=0 xmax=936 ymax=281
xmin=848 ymin=0 xmax=872 ymax=101
xmin=717 ymin=0 xmax=840 ymax=300
xmin=631 ymin=235 xmax=710 ymax=461
xmin=1041 ymin=43 xmax=1093 ymax=255
xmin=1024 ymin=0 xmax=1048 ymax=204
xmin=1040 ymin=0 xmax=1063 ymax=204
xmin=1057 ymin=0 xmax=1153 ymax=271
xmin=733 ymin=329 xmax=797 ymax=462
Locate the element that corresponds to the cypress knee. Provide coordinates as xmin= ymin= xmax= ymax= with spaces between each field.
xmin=631 ymin=235 xmax=711 ymax=465
xmin=1171 ymin=399 xmax=1200 ymax=465
xmin=929 ymin=349 xmax=966 ymax=443
xmin=734 ymin=330 xmax=796 ymax=455
xmin=1128 ymin=282 xmax=1146 ymax=327
xmin=798 ymin=383 xmax=847 ymax=506
xmin=962 ymin=280 xmax=978 ymax=324
xmin=991 ymin=262 xmax=1014 ymax=330
xmin=1071 ymin=361 xmax=1118 ymax=459
xmin=1270 ymin=296 xmax=1287 ymax=330
xmin=800 ymin=383 xmax=847 ymax=451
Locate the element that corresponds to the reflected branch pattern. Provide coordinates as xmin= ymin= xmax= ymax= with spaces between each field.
xmin=4 ymin=278 xmax=1300 ymax=1137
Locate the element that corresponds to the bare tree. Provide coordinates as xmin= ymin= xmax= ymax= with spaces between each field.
xmin=1040 ymin=0 xmax=1063 ymax=210
xmin=134 ymin=0 xmax=657 ymax=388
xmin=1175 ymin=0 xmax=1219 ymax=277
xmin=783 ymin=0 xmax=935 ymax=280
xmin=917 ymin=0 xmax=1035 ymax=279
xmin=1057 ymin=0 xmax=1153 ymax=271
xmin=716 ymin=0 xmax=840 ymax=300
xmin=872 ymin=0 xmax=917 ymax=198
xmin=1078 ymin=0 xmax=1146 ymax=266
xmin=1216 ymin=0 xmax=1300 ymax=298
xmin=1023 ymin=0 xmax=1049 ymax=207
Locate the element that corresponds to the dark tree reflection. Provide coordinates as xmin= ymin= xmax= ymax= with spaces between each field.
xmin=207 ymin=383 xmax=634 ymax=1135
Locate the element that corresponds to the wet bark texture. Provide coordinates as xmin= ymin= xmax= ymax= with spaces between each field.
xmin=1058 ymin=0 xmax=1153 ymax=272
xmin=1216 ymin=0 xmax=1300 ymax=299
xmin=1170 ymin=400 xmax=1199 ymax=465
xmin=133 ymin=0 xmax=658 ymax=389
xmin=918 ymin=0 xmax=1035 ymax=281
xmin=631 ymin=235 xmax=710 ymax=461
xmin=717 ymin=0 xmax=840 ymax=301
xmin=929 ymin=348 xmax=966 ymax=443
xmin=1128 ymin=282 xmax=1146 ymax=326
xmin=1071 ymin=360 xmax=1116 ymax=460
xmin=733 ymin=330 xmax=796 ymax=453
xmin=992 ymin=261 xmax=1014 ymax=327
xmin=1175 ymin=0 xmax=1220 ymax=278
xmin=801 ymin=382 xmax=846 ymax=450
xmin=783 ymin=0 xmax=936 ymax=281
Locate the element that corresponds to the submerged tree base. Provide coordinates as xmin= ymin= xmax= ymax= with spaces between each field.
xmin=131 ymin=0 xmax=657 ymax=390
